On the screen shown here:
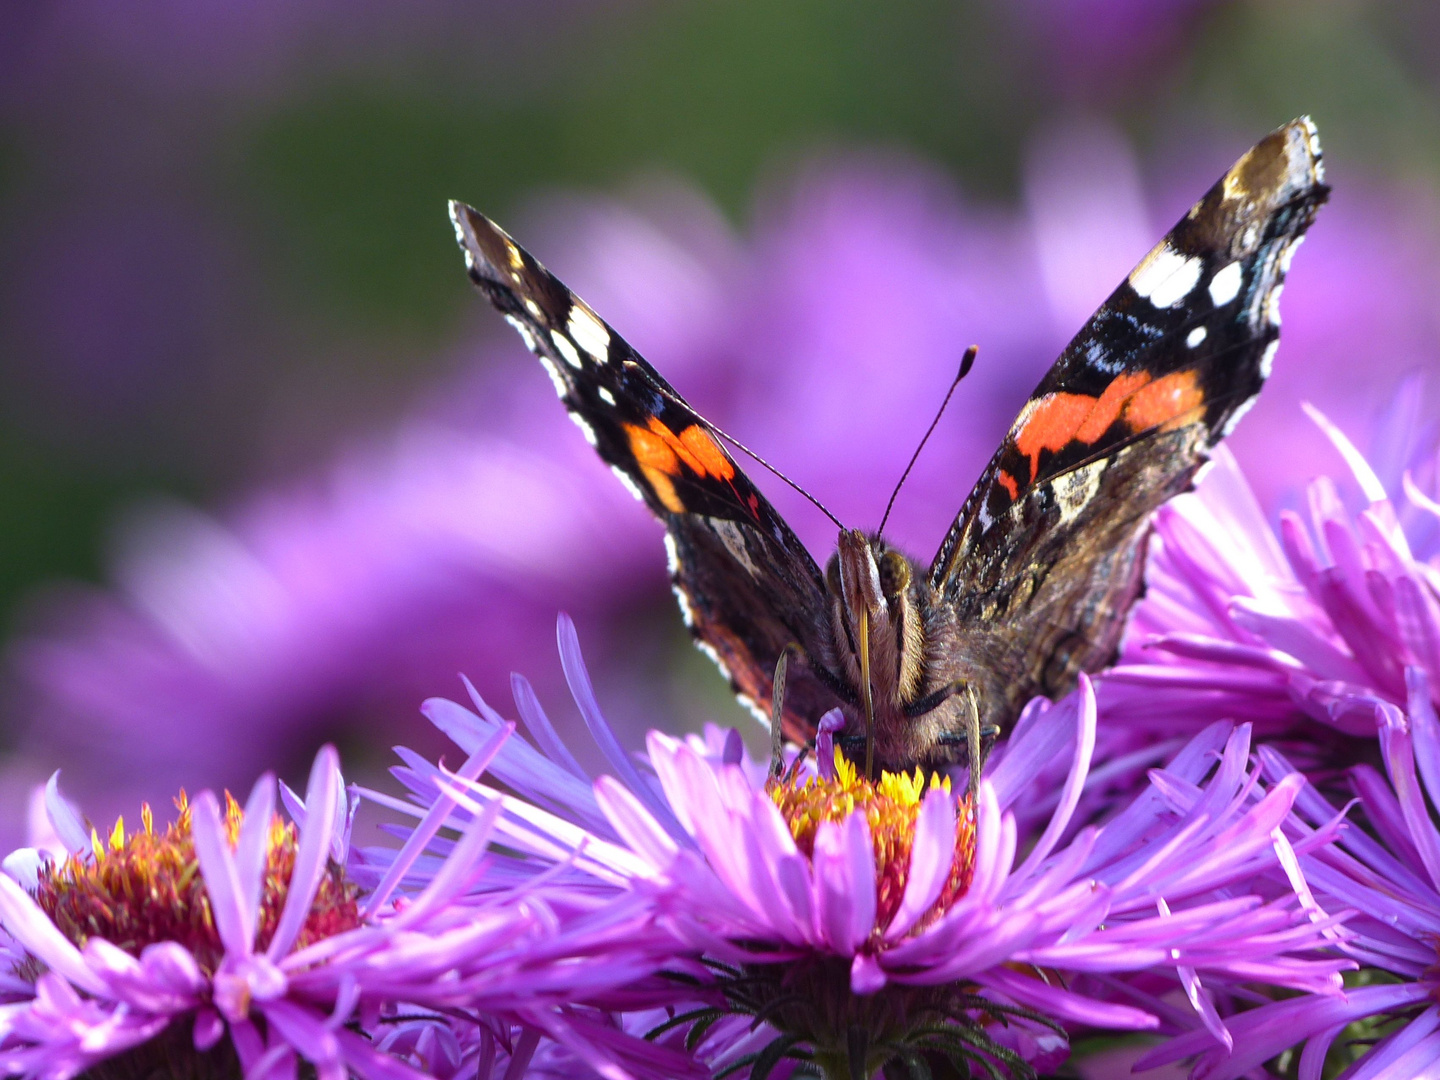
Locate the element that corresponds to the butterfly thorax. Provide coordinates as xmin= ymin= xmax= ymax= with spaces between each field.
xmin=823 ymin=530 xmax=974 ymax=772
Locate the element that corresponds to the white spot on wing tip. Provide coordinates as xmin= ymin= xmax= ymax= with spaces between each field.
xmin=1186 ymin=326 xmax=1207 ymax=348
xmin=598 ymin=386 xmax=617 ymax=406
xmin=1130 ymin=244 xmax=1204 ymax=308
xmin=567 ymin=304 xmax=611 ymax=364
xmin=552 ymin=331 xmax=584 ymax=370
xmin=1208 ymin=262 xmax=1243 ymax=308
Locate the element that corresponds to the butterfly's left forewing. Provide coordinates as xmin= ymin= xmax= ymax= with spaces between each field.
xmin=451 ymin=203 xmax=841 ymax=738
xmin=930 ymin=118 xmax=1329 ymax=730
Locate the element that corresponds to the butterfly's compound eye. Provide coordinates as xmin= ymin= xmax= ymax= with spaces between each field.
xmin=878 ymin=551 xmax=911 ymax=599
xmin=825 ymin=555 xmax=843 ymax=597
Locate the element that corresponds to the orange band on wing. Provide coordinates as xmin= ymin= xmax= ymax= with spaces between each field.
xmin=678 ymin=424 xmax=736 ymax=480
xmin=624 ymin=422 xmax=686 ymax=512
xmin=1012 ymin=369 xmax=1203 ymax=484
xmin=624 ymin=418 xmax=742 ymax=515
xmin=1122 ymin=369 xmax=1204 ymax=431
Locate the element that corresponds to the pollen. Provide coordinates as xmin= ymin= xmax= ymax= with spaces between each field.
xmin=770 ymin=750 xmax=975 ymax=937
xmin=31 ymin=792 xmax=360 ymax=975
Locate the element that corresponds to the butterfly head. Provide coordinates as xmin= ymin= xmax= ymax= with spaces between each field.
xmin=824 ymin=530 xmax=929 ymax=720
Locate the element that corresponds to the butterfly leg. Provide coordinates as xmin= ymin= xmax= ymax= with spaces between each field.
xmin=768 ymin=648 xmax=792 ymax=782
xmin=965 ymin=683 xmax=982 ymax=808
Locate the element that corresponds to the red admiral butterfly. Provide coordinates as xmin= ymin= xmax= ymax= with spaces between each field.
xmin=451 ymin=118 xmax=1327 ymax=775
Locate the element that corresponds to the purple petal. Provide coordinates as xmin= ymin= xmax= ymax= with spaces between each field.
xmin=1352 ymin=1006 xmax=1440 ymax=1080
xmin=557 ymin=614 xmax=688 ymax=843
xmin=1297 ymin=1023 xmax=1345 ymax=1080
xmin=978 ymin=965 xmax=1157 ymax=1029
xmin=235 ymin=774 xmax=276 ymax=938
xmin=1378 ymin=705 xmax=1440 ymax=892
xmin=267 ymin=746 xmax=342 ymax=960
xmin=43 ymin=773 xmax=89 ymax=855
xmin=851 ymin=953 xmax=885 ymax=995
xmin=333 ymin=1024 xmax=436 ymax=1080
xmin=1406 ymin=667 xmax=1440 ymax=814
xmin=387 ymin=789 xmax=502 ymax=929
xmin=193 ymin=1008 xmax=225 ymax=1051
xmin=262 ymin=999 xmax=342 ymax=1075
xmin=1350 ymin=763 xmax=1426 ymax=875
xmin=1303 ymin=401 xmax=1389 ymax=504
xmin=987 ymin=697 xmax=1073 ymax=810
xmin=192 ymin=789 xmax=253 ymax=957
xmin=965 ymin=782 xmax=1011 ymax=904
xmin=813 ymin=814 xmax=875 ymax=953
xmin=1229 ymin=599 xmax=1370 ymax=684
xmin=1163 ymin=903 xmax=1232 ymax=1052
xmin=1136 ymin=979 xmax=1428 ymax=1075
xmin=0 ymin=873 xmax=108 ymax=995
xmin=428 ymin=692 xmax=605 ymax=830
xmin=362 ymin=721 xmax=512 ymax=916
xmin=1395 ymin=575 xmax=1440 ymax=682
xmin=594 ymin=775 xmax=679 ymax=871
xmin=508 ymin=672 xmax=589 ymax=781
xmin=884 ymin=786 xmax=955 ymax=941
xmin=1014 ymin=674 xmax=1095 ymax=879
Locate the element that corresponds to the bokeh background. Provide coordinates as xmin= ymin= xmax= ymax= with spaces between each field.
xmin=1 ymin=0 xmax=1438 ymax=889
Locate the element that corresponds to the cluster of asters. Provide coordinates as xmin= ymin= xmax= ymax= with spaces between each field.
xmin=2 ymin=411 xmax=1439 ymax=1079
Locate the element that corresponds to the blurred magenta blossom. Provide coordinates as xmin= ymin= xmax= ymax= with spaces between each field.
xmin=5 ymin=125 xmax=1439 ymax=842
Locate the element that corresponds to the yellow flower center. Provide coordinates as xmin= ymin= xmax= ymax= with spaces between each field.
xmin=769 ymin=750 xmax=975 ymax=937
xmin=31 ymin=792 xmax=360 ymax=975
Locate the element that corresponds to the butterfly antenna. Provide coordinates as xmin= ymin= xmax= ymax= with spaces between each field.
xmin=877 ymin=345 xmax=979 ymax=537
xmin=623 ymin=362 xmax=846 ymax=532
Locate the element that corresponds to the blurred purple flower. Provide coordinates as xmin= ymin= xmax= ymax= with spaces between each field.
xmin=3 ymin=422 xmax=653 ymax=830
xmin=363 ymin=615 xmax=1349 ymax=1077
xmin=997 ymin=0 xmax=1218 ymax=85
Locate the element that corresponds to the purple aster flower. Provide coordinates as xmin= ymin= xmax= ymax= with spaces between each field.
xmin=362 ymin=615 xmax=1350 ymax=1078
xmin=1104 ymin=409 xmax=1440 ymax=768
xmin=0 ymin=729 xmax=694 ymax=1080
xmin=1135 ymin=669 xmax=1440 ymax=1079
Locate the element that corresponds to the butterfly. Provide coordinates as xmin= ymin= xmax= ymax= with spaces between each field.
xmin=450 ymin=117 xmax=1328 ymax=776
